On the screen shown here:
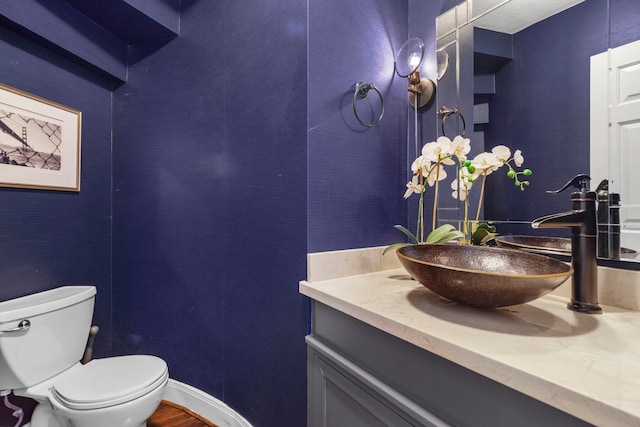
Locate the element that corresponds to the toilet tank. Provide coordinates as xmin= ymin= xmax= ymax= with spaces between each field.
xmin=0 ymin=286 xmax=96 ymax=391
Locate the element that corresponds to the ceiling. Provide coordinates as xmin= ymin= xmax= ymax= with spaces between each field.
xmin=472 ymin=0 xmax=585 ymax=34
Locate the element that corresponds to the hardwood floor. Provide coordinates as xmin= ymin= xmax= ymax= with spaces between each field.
xmin=148 ymin=400 xmax=218 ymax=427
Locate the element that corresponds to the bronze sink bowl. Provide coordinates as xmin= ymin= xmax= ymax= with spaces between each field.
xmin=495 ymin=235 xmax=637 ymax=257
xmin=397 ymin=244 xmax=573 ymax=308
xmin=494 ymin=235 xmax=571 ymax=255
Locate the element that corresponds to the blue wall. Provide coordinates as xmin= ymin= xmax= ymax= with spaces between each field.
xmin=113 ymin=1 xmax=411 ymax=424
xmin=0 ymin=13 xmax=114 ymax=365
xmin=112 ymin=1 xmax=308 ymax=425
xmin=306 ymin=0 xmax=461 ymax=253
xmin=0 ymin=10 xmax=114 ymax=425
xmin=610 ymin=0 xmax=640 ymax=49
xmin=307 ymin=0 xmax=410 ymax=252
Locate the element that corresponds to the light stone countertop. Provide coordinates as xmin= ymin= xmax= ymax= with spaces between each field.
xmin=300 ymin=247 xmax=640 ymax=427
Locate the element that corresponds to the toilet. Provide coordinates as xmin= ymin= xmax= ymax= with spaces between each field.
xmin=0 ymin=286 xmax=168 ymax=427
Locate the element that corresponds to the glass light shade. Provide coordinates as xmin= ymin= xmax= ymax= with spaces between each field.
xmin=436 ymin=48 xmax=449 ymax=80
xmin=395 ymin=37 xmax=425 ymax=77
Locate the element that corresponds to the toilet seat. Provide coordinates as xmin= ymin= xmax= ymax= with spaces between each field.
xmin=51 ymin=355 xmax=168 ymax=410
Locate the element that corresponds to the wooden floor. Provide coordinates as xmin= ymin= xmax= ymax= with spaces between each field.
xmin=148 ymin=400 xmax=218 ymax=427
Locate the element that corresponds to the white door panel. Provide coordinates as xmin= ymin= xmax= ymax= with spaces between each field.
xmin=593 ymin=39 xmax=640 ymax=237
xmin=611 ymin=41 xmax=640 ymax=231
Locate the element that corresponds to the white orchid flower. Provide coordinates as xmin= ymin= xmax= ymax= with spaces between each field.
xmin=411 ymin=155 xmax=431 ymax=178
xmin=422 ymin=137 xmax=455 ymax=165
xmin=491 ymin=145 xmax=511 ymax=164
xmin=471 ymin=152 xmax=501 ymax=176
xmin=391 ymin=132 xmax=533 ymax=249
xmin=426 ymin=163 xmax=448 ymax=187
xmin=451 ymin=135 xmax=471 ymax=162
xmin=514 ymin=149 xmax=524 ymax=167
xmin=451 ymin=170 xmax=473 ymax=201
xmin=403 ymin=175 xmax=423 ymax=199
xmin=420 ymin=142 xmax=439 ymax=162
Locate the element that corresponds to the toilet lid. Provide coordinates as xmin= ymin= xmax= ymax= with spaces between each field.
xmin=52 ymin=355 xmax=168 ymax=410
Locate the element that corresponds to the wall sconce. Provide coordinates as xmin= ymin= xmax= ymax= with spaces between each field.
xmin=395 ymin=37 xmax=435 ymax=108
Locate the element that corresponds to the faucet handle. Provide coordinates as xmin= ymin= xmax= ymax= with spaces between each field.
xmin=546 ymin=174 xmax=591 ymax=194
xmin=595 ymin=178 xmax=608 ymax=193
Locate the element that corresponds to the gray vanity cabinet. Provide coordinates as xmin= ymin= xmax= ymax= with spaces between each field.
xmin=307 ymin=302 xmax=593 ymax=427
xmin=309 ymin=352 xmax=416 ymax=426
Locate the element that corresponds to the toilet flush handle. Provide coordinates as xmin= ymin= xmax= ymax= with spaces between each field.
xmin=0 ymin=320 xmax=30 ymax=333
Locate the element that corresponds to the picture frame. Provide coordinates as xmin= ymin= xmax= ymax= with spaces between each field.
xmin=0 ymin=83 xmax=81 ymax=191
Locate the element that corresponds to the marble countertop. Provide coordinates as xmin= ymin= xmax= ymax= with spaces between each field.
xmin=300 ymin=249 xmax=640 ymax=427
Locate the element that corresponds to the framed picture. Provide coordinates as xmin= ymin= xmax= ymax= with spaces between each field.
xmin=0 ymin=83 xmax=81 ymax=191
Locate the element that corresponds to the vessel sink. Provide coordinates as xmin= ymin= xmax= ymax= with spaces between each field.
xmin=495 ymin=235 xmax=637 ymax=258
xmin=397 ymin=244 xmax=573 ymax=308
xmin=494 ymin=235 xmax=571 ymax=255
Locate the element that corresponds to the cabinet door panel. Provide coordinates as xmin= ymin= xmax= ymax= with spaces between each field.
xmin=312 ymin=355 xmax=413 ymax=427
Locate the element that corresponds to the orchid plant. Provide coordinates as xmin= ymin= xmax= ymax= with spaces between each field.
xmin=385 ymin=135 xmax=532 ymax=253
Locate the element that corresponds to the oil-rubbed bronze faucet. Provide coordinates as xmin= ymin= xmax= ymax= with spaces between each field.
xmin=531 ymin=174 xmax=602 ymax=314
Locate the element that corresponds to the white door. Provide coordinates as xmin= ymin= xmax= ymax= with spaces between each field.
xmin=591 ymin=39 xmax=640 ymax=250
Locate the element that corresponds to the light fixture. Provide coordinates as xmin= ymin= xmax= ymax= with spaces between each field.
xmin=436 ymin=48 xmax=449 ymax=81
xmin=395 ymin=37 xmax=435 ymax=108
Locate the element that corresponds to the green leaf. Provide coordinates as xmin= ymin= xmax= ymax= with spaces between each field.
xmin=480 ymin=232 xmax=498 ymax=245
xmin=473 ymin=221 xmax=497 ymax=234
xmin=471 ymin=229 xmax=498 ymax=245
xmin=435 ymin=231 xmax=466 ymax=243
xmin=382 ymin=242 xmax=409 ymax=255
xmin=471 ymin=221 xmax=498 ymax=245
xmin=426 ymin=224 xmax=464 ymax=244
xmin=393 ymin=224 xmax=419 ymax=244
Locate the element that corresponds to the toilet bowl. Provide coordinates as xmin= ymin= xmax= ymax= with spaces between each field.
xmin=0 ymin=286 xmax=169 ymax=427
xmin=23 ymin=355 xmax=168 ymax=427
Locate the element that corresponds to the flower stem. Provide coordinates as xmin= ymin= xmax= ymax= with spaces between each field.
xmin=432 ymin=163 xmax=440 ymax=232
xmin=475 ymin=173 xmax=487 ymax=222
xmin=464 ymin=191 xmax=470 ymax=244
xmin=418 ymin=173 xmax=425 ymax=242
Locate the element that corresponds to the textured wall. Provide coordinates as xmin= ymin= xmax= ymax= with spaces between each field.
xmin=307 ymin=0 xmax=409 ymax=252
xmin=610 ymin=0 xmax=640 ymax=49
xmin=0 ymin=21 xmax=113 ymax=350
xmin=0 ymin=15 xmax=113 ymax=427
xmin=112 ymin=1 xmax=308 ymax=425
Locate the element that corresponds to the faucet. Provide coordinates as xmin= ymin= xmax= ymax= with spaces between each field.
xmin=531 ymin=174 xmax=602 ymax=314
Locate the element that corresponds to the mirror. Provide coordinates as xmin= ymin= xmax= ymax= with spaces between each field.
xmin=435 ymin=0 xmax=640 ymax=264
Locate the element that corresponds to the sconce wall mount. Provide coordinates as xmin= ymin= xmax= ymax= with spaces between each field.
xmin=395 ymin=37 xmax=435 ymax=108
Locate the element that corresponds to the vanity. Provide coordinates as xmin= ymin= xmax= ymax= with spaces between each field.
xmin=300 ymin=247 xmax=640 ymax=427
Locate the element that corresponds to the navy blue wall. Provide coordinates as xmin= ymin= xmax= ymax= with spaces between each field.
xmin=610 ymin=0 xmax=640 ymax=49
xmin=0 ymin=15 xmax=114 ymax=358
xmin=0 ymin=12 xmax=114 ymax=426
xmin=307 ymin=0 xmax=461 ymax=253
xmin=112 ymin=1 xmax=308 ymax=426
xmin=307 ymin=0 xmax=409 ymax=252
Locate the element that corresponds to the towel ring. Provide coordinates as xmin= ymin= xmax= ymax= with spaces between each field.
xmin=438 ymin=106 xmax=466 ymax=137
xmin=352 ymin=82 xmax=384 ymax=128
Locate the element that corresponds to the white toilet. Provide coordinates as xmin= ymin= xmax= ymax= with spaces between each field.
xmin=0 ymin=286 xmax=168 ymax=427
